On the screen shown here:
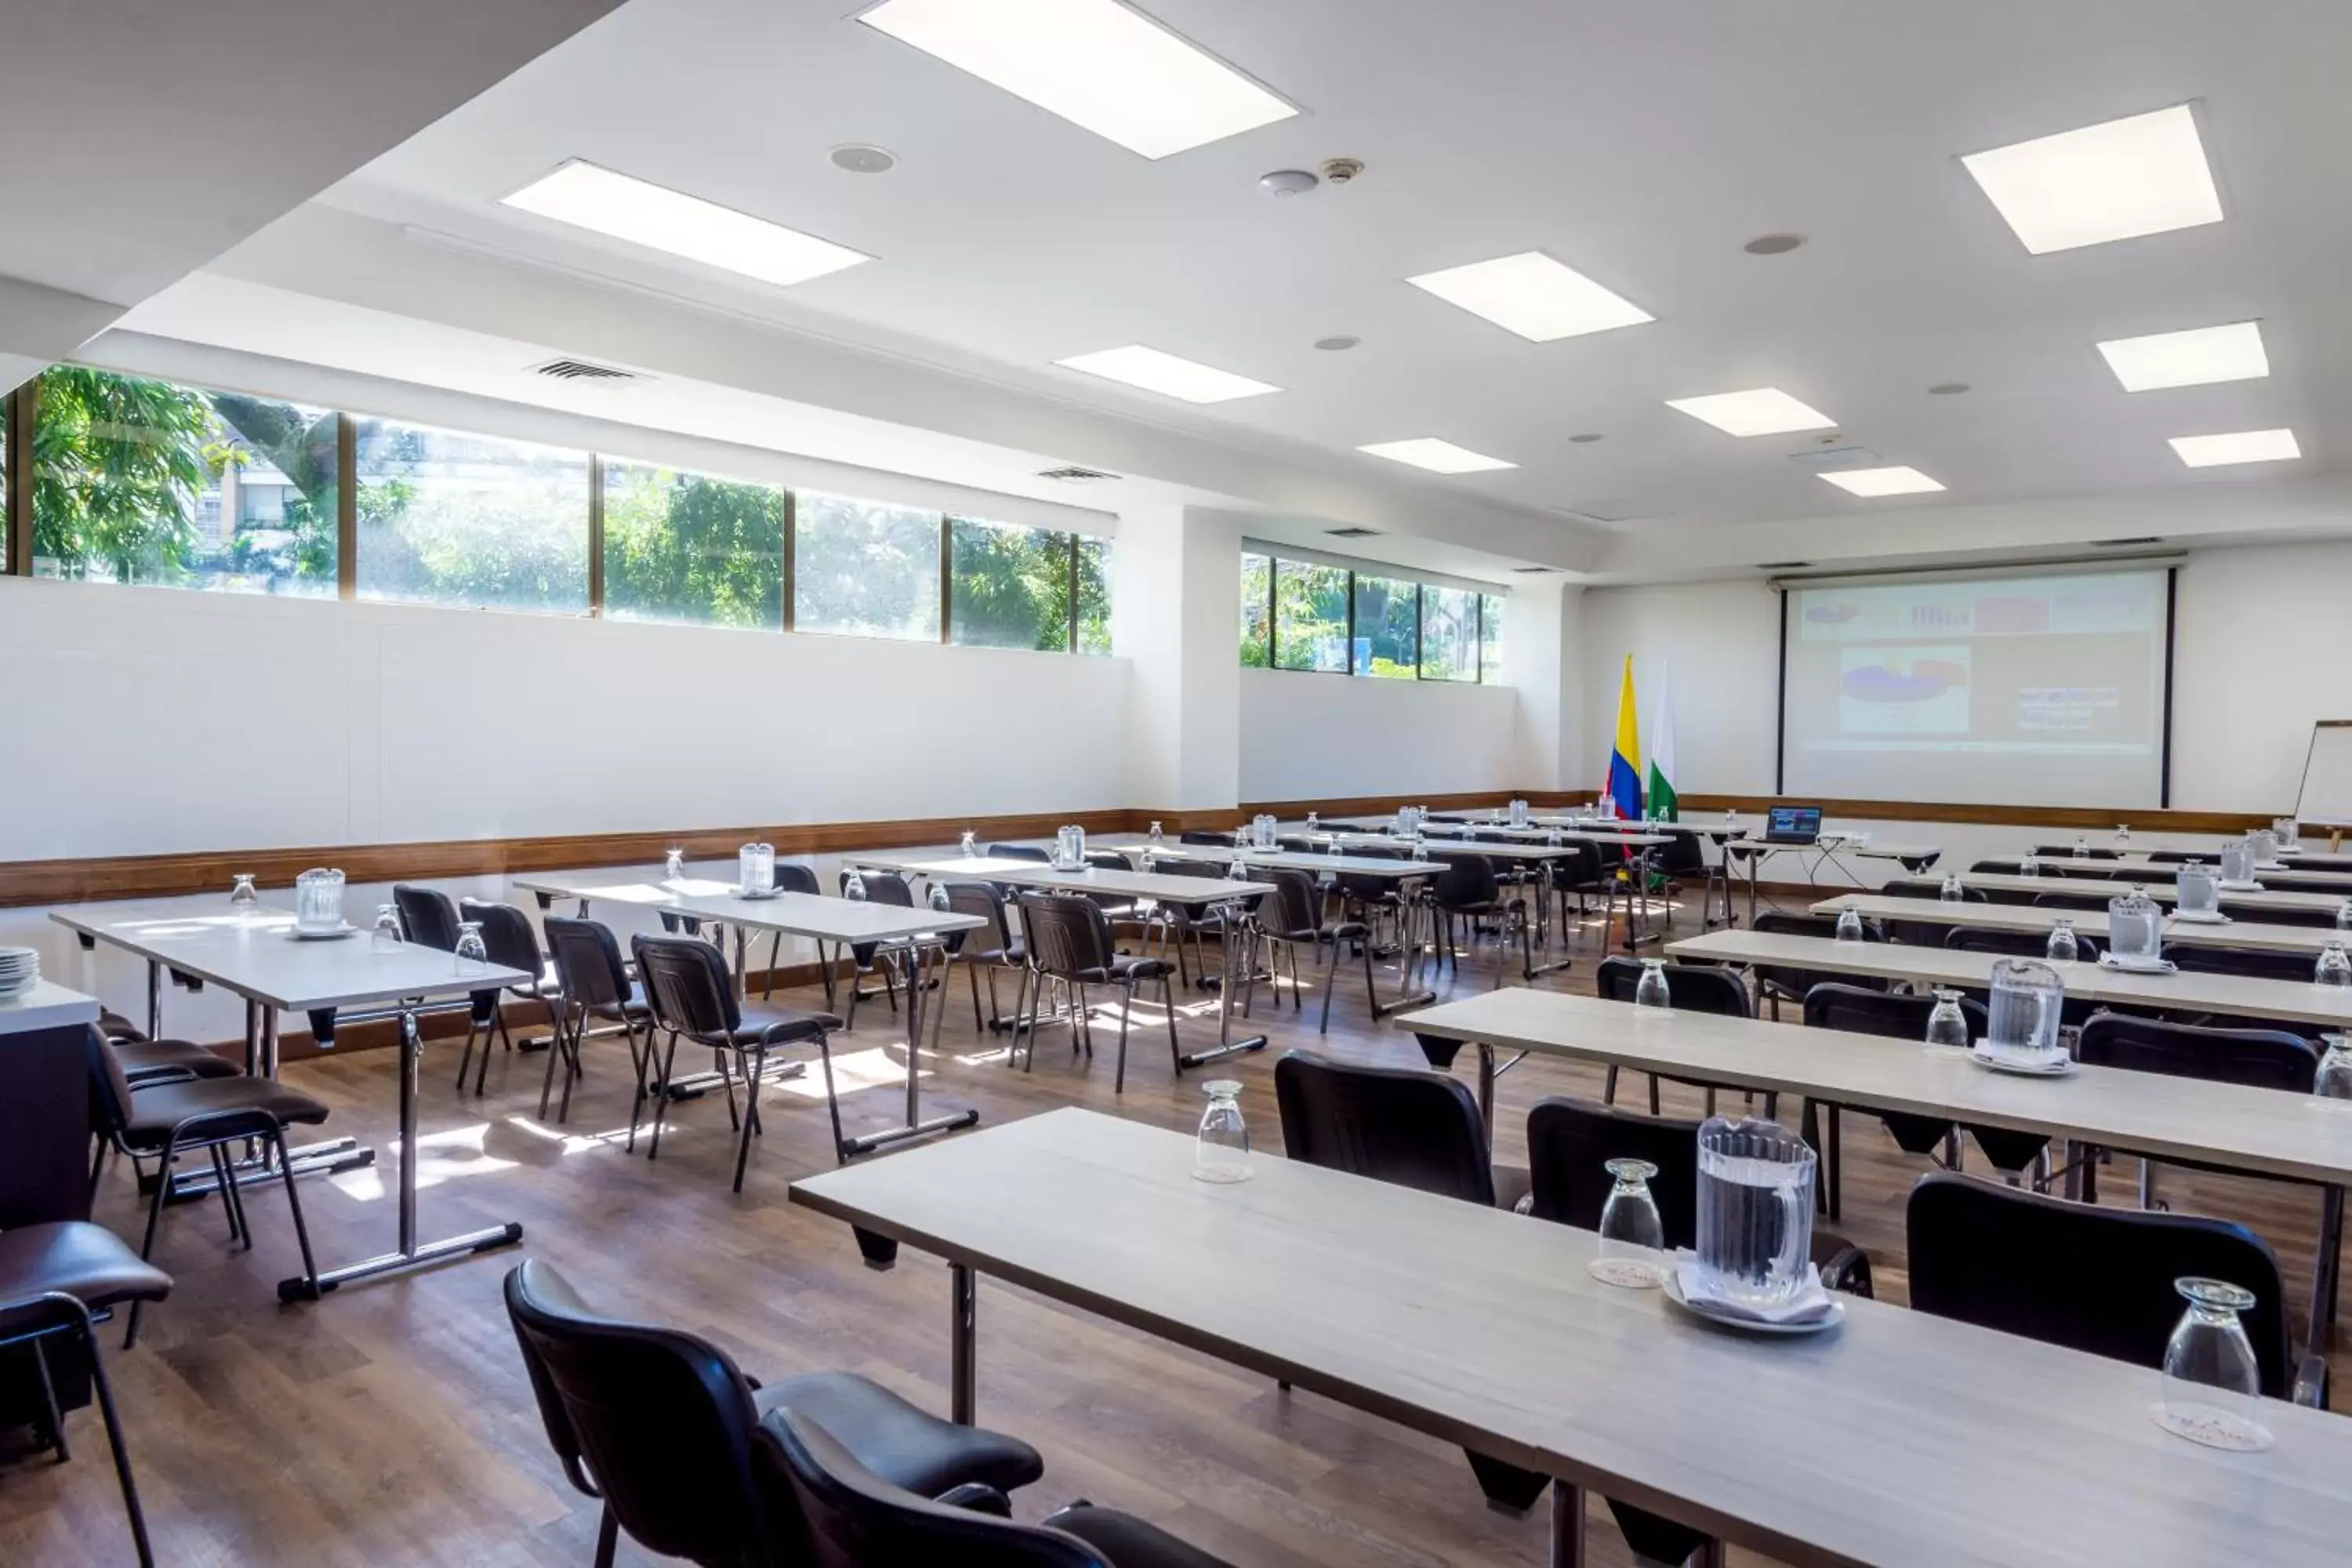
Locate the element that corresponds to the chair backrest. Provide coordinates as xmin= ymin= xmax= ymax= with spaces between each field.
xmin=1272 ymin=1050 xmax=1494 ymax=1207
xmin=2029 ymin=889 xmax=2114 ymax=913
xmin=986 ymin=843 xmax=1053 ymax=863
xmin=1967 ymin=859 xmax=2027 ymax=876
xmin=1944 ymin=924 xmax=2102 ymax=961
xmin=1151 ymin=856 xmax=1226 ymax=879
xmin=1083 ymin=849 xmax=1133 ymax=872
xmin=2033 ymin=844 xmax=2120 ymax=859
xmin=842 ymin=869 xmax=913 ymax=909
xmin=1802 ymin=982 xmax=1986 ymax=1040
xmin=1525 ymin=1098 xmax=1701 ymax=1246
xmin=1593 ymin=956 xmax=1752 ymax=1018
xmin=937 ymin=881 xmax=1014 ymax=958
xmin=544 ymin=917 xmax=632 ymax=1010
xmin=2074 ymin=1011 xmax=2318 ymax=1092
xmin=394 ymin=884 xmax=462 ymax=952
xmin=503 ymin=1261 xmax=788 ymax=1564
xmin=755 ymin=1408 xmax=1105 ymax=1568
xmin=1428 ymin=849 xmax=1498 ymax=908
xmin=630 ymin=934 xmax=742 ymax=1040
xmin=1653 ymin=829 xmax=1707 ymax=877
xmin=1906 ymin=1174 xmax=2298 ymax=1399
xmin=1544 ymin=840 xmax=1603 ymax=891
xmin=1178 ymin=830 xmax=1236 ymax=846
xmin=773 ymin=863 xmax=821 ymax=897
xmin=1258 ymin=868 xmax=1323 ymax=938
xmin=1016 ymin=893 xmax=1115 ymax=980
xmin=82 ymin=1024 xmax=139 ymax=1139
xmin=2222 ymin=901 xmax=2338 ymax=929
xmin=2169 ymin=942 xmax=2328 ymax=983
xmin=1748 ymin=911 xmax=1886 ymax=998
xmin=459 ymin=898 xmax=545 ymax=975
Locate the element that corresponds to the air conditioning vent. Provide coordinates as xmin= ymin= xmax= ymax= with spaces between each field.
xmin=1511 ymin=564 xmax=1563 ymax=574
xmin=1324 ymin=526 xmax=1382 ymax=539
xmin=2092 ymin=535 xmax=2164 ymax=548
xmin=530 ymin=357 xmax=642 ymax=383
xmin=1036 ymin=465 xmax=1119 ymax=483
xmin=1756 ymin=561 xmax=1813 ymax=570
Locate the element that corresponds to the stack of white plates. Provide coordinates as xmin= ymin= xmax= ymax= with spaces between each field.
xmin=0 ymin=946 xmax=40 ymax=998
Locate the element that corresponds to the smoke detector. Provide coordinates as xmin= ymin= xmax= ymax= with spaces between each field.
xmin=829 ymin=144 xmax=897 ymax=175
xmin=1258 ymin=168 xmax=1318 ymax=198
xmin=1319 ymin=158 xmax=1365 ymax=184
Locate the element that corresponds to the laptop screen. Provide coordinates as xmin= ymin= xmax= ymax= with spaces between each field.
xmin=1766 ymin=806 xmax=1823 ymax=842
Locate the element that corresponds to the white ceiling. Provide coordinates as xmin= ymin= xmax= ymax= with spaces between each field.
xmin=298 ymin=0 xmax=2352 ymax=545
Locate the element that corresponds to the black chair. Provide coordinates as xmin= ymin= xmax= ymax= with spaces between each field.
xmin=93 ymin=1007 xmax=244 ymax=1083
xmin=1748 ymin=911 xmax=1882 ymax=1020
xmin=1246 ymin=867 xmax=1374 ymax=1033
xmin=396 ymin=883 xmax=504 ymax=1080
xmin=0 ymin=1288 xmax=159 ymax=1565
xmin=83 ymin=1027 xmax=324 ymax=1339
xmin=2032 ymin=844 xmax=2121 ymax=860
xmin=1799 ymin=985 xmax=1986 ymax=1218
xmin=1425 ymin=851 xmax=1530 ymax=984
xmin=1593 ymin=956 xmax=1751 ymax=1114
xmin=1907 ymin=1174 xmax=2325 ymax=1407
xmin=2073 ymin=1011 xmax=2339 ymax=1332
xmin=840 ymin=869 xmax=917 ymax=1029
xmin=543 ymin=916 xmax=652 ymax=1124
xmin=458 ymin=898 xmax=565 ymax=1096
xmin=987 ymin=841 xmax=1054 ymax=862
xmin=630 ymin=935 xmax=844 ymax=1186
xmin=757 ymin=862 xmax=824 ymax=1000
xmin=2223 ymin=900 xmax=2339 ymax=929
xmin=1274 ymin=1050 xmax=1506 ymax=1208
xmin=1647 ymin=828 xmax=1708 ymax=927
xmin=2029 ymin=887 xmax=2114 ymax=914
xmin=1014 ymin=894 xmax=1180 ymax=1093
xmin=1135 ymin=855 xmax=1231 ymax=990
xmin=936 ymin=881 xmax=1028 ymax=1036
xmin=504 ymin=1259 xmax=1045 ymax=1568
xmin=758 ymin=1404 xmax=1234 ymax=1568
xmin=1178 ymin=829 xmax=1236 ymax=847
xmin=2169 ymin=942 xmax=2330 ymax=984
xmin=1944 ymin=921 xmax=2099 ymax=962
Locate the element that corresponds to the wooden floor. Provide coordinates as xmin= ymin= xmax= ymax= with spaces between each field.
xmin=5 ymin=902 xmax=2347 ymax=1567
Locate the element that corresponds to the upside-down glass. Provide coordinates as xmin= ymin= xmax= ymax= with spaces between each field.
xmin=370 ymin=903 xmax=403 ymax=954
xmin=2339 ymin=898 xmax=2352 ymax=932
xmin=960 ymin=830 xmax=978 ymax=858
xmin=664 ymin=846 xmax=686 ymax=883
xmin=2317 ymin=941 xmax=2352 ymax=989
xmin=2020 ymin=850 xmax=2041 ymax=878
xmin=454 ymin=920 xmax=489 ymax=978
xmin=1835 ymin=907 xmax=1864 ymax=942
xmin=1634 ymin=957 xmax=1671 ymax=1009
xmin=1598 ymin=1158 xmax=1666 ymax=1276
xmin=844 ymin=866 xmax=868 ymax=903
xmin=1694 ymin=1117 xmax=1817 ymax=1308
xmin=2317 ymin=1034 xmax=2352 ymax=1100
xmin=2115 ymin=824 xmax=2132 ymax=850
xmin=1411 ymin=837 xmax=1431 ymax=863
xmin=1940 ymin=872 xmax=1965 ymax=903
xmin=2045 ymin=917 xmax=2080 ymax=964
xmin=1149 ymin=820 xmax=1164 ymax=850
xmin=230 ymin=873 xmax=260 ymax=912
xmin=2176 ymin=860 xmax=2219 ymax=917
xmin=1988 ymin=958 xmax=2064 ymax=1057
xmin=2074 ymin=837 xmax=2091 ymax=858
xmin=1193 ymin=1080 xmax=1250 ymax=1183
xmin=1925 ymin=989 xmax=1972 ymax=1050
xmin=929 ymin=882 xmax=950 ymax=913
xmin=2160 ymin=1278 xmax=2267 ymax=1444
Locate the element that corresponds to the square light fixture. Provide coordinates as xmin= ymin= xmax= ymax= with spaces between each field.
xmin=2169 ymin=428 xmax=2299 ymax=467
xmin=1665 ymin=387 xmax=1836 ymax=437
xmin=856 ymin=0 xmax=1296 ymax=160
xmin=2096 ymin=320 xmax=2267 ymax=391
xmin=499 ymin=161 xmax=870 ymax=287
xmin=1960 ymin=103 xmax=2222 ymax=254
xmin=1054 ymin=344 xmax=1279 ymax=403
xmin=1356 ymin=438 xmax=1517 ymax=474
xmin=1405 ymin=250 xmax=1653 ymax=342
xmin=1818 ymin=466 xmax=1945 ymax=498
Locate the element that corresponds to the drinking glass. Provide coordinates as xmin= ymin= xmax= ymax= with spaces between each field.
xmin=959 ymin=830 xmax=978 ymax=858
xmin=663 ymin=847 xmax=686 ymax=883
xmin=1595 ymin=1159 xmax=1667 ymax=1284
xmin=1546 ymin=827 xmax=1564 ymax=848
xmin=1193 ymin=1080 xmax=1250 ymax=1183
xmin=1634 ymin=957 xmax=1671 ymax=1009
xmin=2316 ymin=1034 xmax=2352 ymax=1100
xmin=1925 ymin=989 xmax=1972 ymax=1050
xmin=370 ymin=904 xmax=402 ymax=954
xmin=2044 ymin=917 xmax=2080 ymax=964
xmin=1939 ymin=872 xmax=1965 ymax=903
xmin=1305 ymin=811 xmax=1320 ymax=835
xmin=2159 ymin=1278 xmax=2268 ymax=1447
xmin=1149 ymin=820 xmax=1165 ymax=849
xmin=1987 ymin=958 xmax=2064 ymax=1057
xmin=454 ymin=920 xmax=489 ymax=978
xmin=1411 ymin=837 xmax=1431 ymax=863
xmin=1724 ymin=808 xmax=1740 ymax=833
xmin=2316 ymin=941 xmax=2352 ymax=989
xmin=230 ymin=873 xmax=260 ymax=911
xmin=2115 ymin=824 xmax=2132 ymax=850
xmin=2339 ymin=898 xmax=2352 ymax=932
xmin=928 ymin=882 xmax=951 ymax=913
xmin=2019 ymin=851 xmax=2041 ymax=878
xmin=844 ymin=867 xmax=868 ymax=903
xmin=1835 ymin=907 xmax=1864 ymax=942
xmin=2073 ymin=837 xmax=2090 ymax=858
xmin=1693 ymin=1117 xmax=1816 ymax=1308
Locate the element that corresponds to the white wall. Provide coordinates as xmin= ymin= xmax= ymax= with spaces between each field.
xmin=1579 ymin=577 xmax=1782 ymax=798
xmin=1237 ymin=667 xmax=1520 ymax=803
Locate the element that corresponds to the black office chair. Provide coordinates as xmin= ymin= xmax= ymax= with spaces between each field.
xmin=1014 ymin=894 xmax=1180 ymax=1093
xmin=988 ymin=842 xmax=1054 ymax=862
xmin=935 ymin=881 xmax=1028 ymax=1037
xmin=543 ymin=916 xmax=652 ymax=1124
xmin=395 ymin=883 xmax=503 ymax=1082
xmin=840 ymin=869 xmax=917 ymax=1029
xmin=2032 ymin=844 xmax=2121 ymax=860
xmin=504 ymin=1259 xmax=1046 ymax=1568
xmin=757 ymin=862 xmax=824 ymax=1000
xmin=0 ymin=1288 xmax=159 ymax=1566
xmin=1245 ymin=867 xmax=1375 ymax=1033
xmin=1274 ymin=1050 xmax=1507 ymax=1207
xmin=2170 ymin=942 xmax=2333 ymax=984
xmin=630 ymin=935 xmax=844 ymax=1185
xmin=1648 ymin=829 xmax=1708 ymax=927
xmin=1799 ymin=984 xmax=1998 ymax=1218
xmin=2222 ymin=900 xmax=2339 ymax=929
xmin=757 ymin=1404 xmax=1236 ymax=1568
xmin=2029 ymin=888 xmax=2114 ymax=914
xmin=1907 ymin=1174 xmax=2325 ymax=1408
xmin=1137 ymin=855 xmax=1232 ymax=990
xmin=458 ymin=898 xmax=564 ymax=1096
xmin=1426 ymin=851 xmax=1530 ymax=984
xmin=1748 ymin=911 xmax=1883 ymax=1020
xmin=1593 ymin=956 xmax=1751 ymax=1115
xmin=1944 ymin=923 xmax=2099 ymax=963
xmin=1178 ymin=829 xmax=1236 ymax=847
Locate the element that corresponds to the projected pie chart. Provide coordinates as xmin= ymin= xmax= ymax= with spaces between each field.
xmin=1842 ymin=658 xmax=1969 ymax=702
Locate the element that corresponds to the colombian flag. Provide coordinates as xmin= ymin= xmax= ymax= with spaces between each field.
xmin=1606 ymin=655 xmax=1643 ymax=822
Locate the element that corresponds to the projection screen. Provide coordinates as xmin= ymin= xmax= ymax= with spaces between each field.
xmin=1778 ymin=565 xmax=2174 ymax=808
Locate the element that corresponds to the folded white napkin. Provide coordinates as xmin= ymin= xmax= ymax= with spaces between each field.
xmin=1672 ymin=1253 xmax=1835 ymax=1324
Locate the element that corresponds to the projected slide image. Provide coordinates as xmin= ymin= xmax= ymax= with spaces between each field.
xmin=1839 ymin=645 xmax=1971 ymax=734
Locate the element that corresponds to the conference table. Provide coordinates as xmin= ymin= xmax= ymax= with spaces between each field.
xmin=1722 ymin=836 xmax=1947 ymax=926
xmin=1664 ymin=927 xmax=2352 ymax=1033
xmin=1308 ymin=821 xmax=1671 ymax=952
xmin=1902 ymin=870 xmax=2347 ymax=916
xmin=2013 ymin=852 xmax=2352 ymax=891
xmin=1813 ymin=892 xmax=2350 ymax=956
xmin=844 ymin=849 xmax=1274 ymax=1071
xmin=790 ymin=1106 xmax=2352 ymax=1568
xmin=49 ymin=895 xmax=533 ymax=1300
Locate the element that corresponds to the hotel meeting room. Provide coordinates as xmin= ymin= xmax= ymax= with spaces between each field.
xmin=9 ymin=2 xmax=2352 ymax=1565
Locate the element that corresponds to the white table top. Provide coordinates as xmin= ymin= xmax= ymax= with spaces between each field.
xmin=49 ymin=899 xmax=531 ymax=1012
xmin=846 ymin=849 xmax=1265 ymax=906
xmin=1813 ymin=893 xmax=2347 ymax=956
xmin=1725 ymin=837 xmax=1944 ymax=862
xmin=2034 ymin=853 xmax=2352 ymax=889
xmin=0 ymin=978 xmax=101 ymax=1036
xmin=1668 ymin=927 xmax=2352 ymax=1030
xmin=1088 ymin=835 xmax=1435 ymax=880
xmin=1323 ymin=817 xmax=1672 ymax=848
xmin=1399 ymin=987 xmax=2352 ymax=1189
xmin=793 ymin=1107 xmax=2352 ymax=1568
xmin=511 ymin=869 xmax=983 ymax=944
xmin=1909 ymin=871 xmax=2347 ymax=913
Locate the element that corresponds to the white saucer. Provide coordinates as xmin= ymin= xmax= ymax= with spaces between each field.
xmin=2099 ymin=953 xmax=2177 ymax=975
xmin=286 ymin=924 xmax=358 ymax=941
xmin=1661 ymin=1272 xmax=1844 ymax=1336
xmin=1969 ymin=1044 xmax=2077 ymax=1077
xmin=735 ymin=887 xmax=784 ymax=901
xmin=2219 ymin=880 xmax=2266 ymax=893
xmin=2169 ymin=909 xmax=2232 ymax=925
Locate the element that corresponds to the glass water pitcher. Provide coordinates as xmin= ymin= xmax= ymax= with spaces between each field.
xmin=2175 ymin=860 xmax=2220 ymax=917
xmin=2106 ymin=886 xmax=2164 ymax=964
xmin=293 ymin=867 xmax=346 ymax=932
xmin=1693 ymin=1117 xmax=1817 ymax=1308
xmin=738 ymin=842 xmax=775 ymax=896
xmin=1987 ymin=957 xmax=2064 ymax=1058
xmin=2220 ymin=837 xmax=2256 ymax=887
xmin=2251 ymin=827 xmax=2281 ymax=866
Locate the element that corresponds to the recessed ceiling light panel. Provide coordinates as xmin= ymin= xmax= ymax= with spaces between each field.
xmin=2169 ymin=428 xmax=2299 ymax=467
xmin=500 ymin=161 xmax=870 ymax=287
xmin=856 ymin=0 xmax=1297 ymax=160
xmin=1819 ymin=466 xmax=1946 ymax=497
xmin=1357 ymin=438 xmax=1517 ymax=474
xmin=1405 ymin=250 xmax=1653 ymax=343
xmin=1665 ymin=387 xmax=1836 ymax=437
xmin=1054 ymin=344 xmax=1279 ymax=403
xmin=2097 ymin=320 xmax=2268 ymax=391
xmin=1960 ymin=103 xmax=2222 ymax=254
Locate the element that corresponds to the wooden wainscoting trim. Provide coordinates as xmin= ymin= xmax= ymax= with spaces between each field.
xmin=1675 ymin=794 xmax=2276 ymax=837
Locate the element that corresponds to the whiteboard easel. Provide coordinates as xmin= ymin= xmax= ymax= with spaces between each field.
xmin=2291 ymin=720 xmax=2352 ymax=840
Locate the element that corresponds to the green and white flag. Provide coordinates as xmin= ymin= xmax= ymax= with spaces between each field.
xmin=1646 ymin=666 xmax=1679 ymax=822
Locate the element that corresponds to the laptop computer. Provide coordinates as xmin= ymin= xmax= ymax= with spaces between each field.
xmin=1763 ymin=805 xmax=1823 ymax=845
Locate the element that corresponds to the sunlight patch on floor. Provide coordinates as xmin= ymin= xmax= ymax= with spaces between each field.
xmin=328 ymin=1123 xmax=519 ymax=1200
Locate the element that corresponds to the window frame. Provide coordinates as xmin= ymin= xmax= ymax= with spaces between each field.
xmin=1240 ymin=547 xmax=1501 ymax=685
